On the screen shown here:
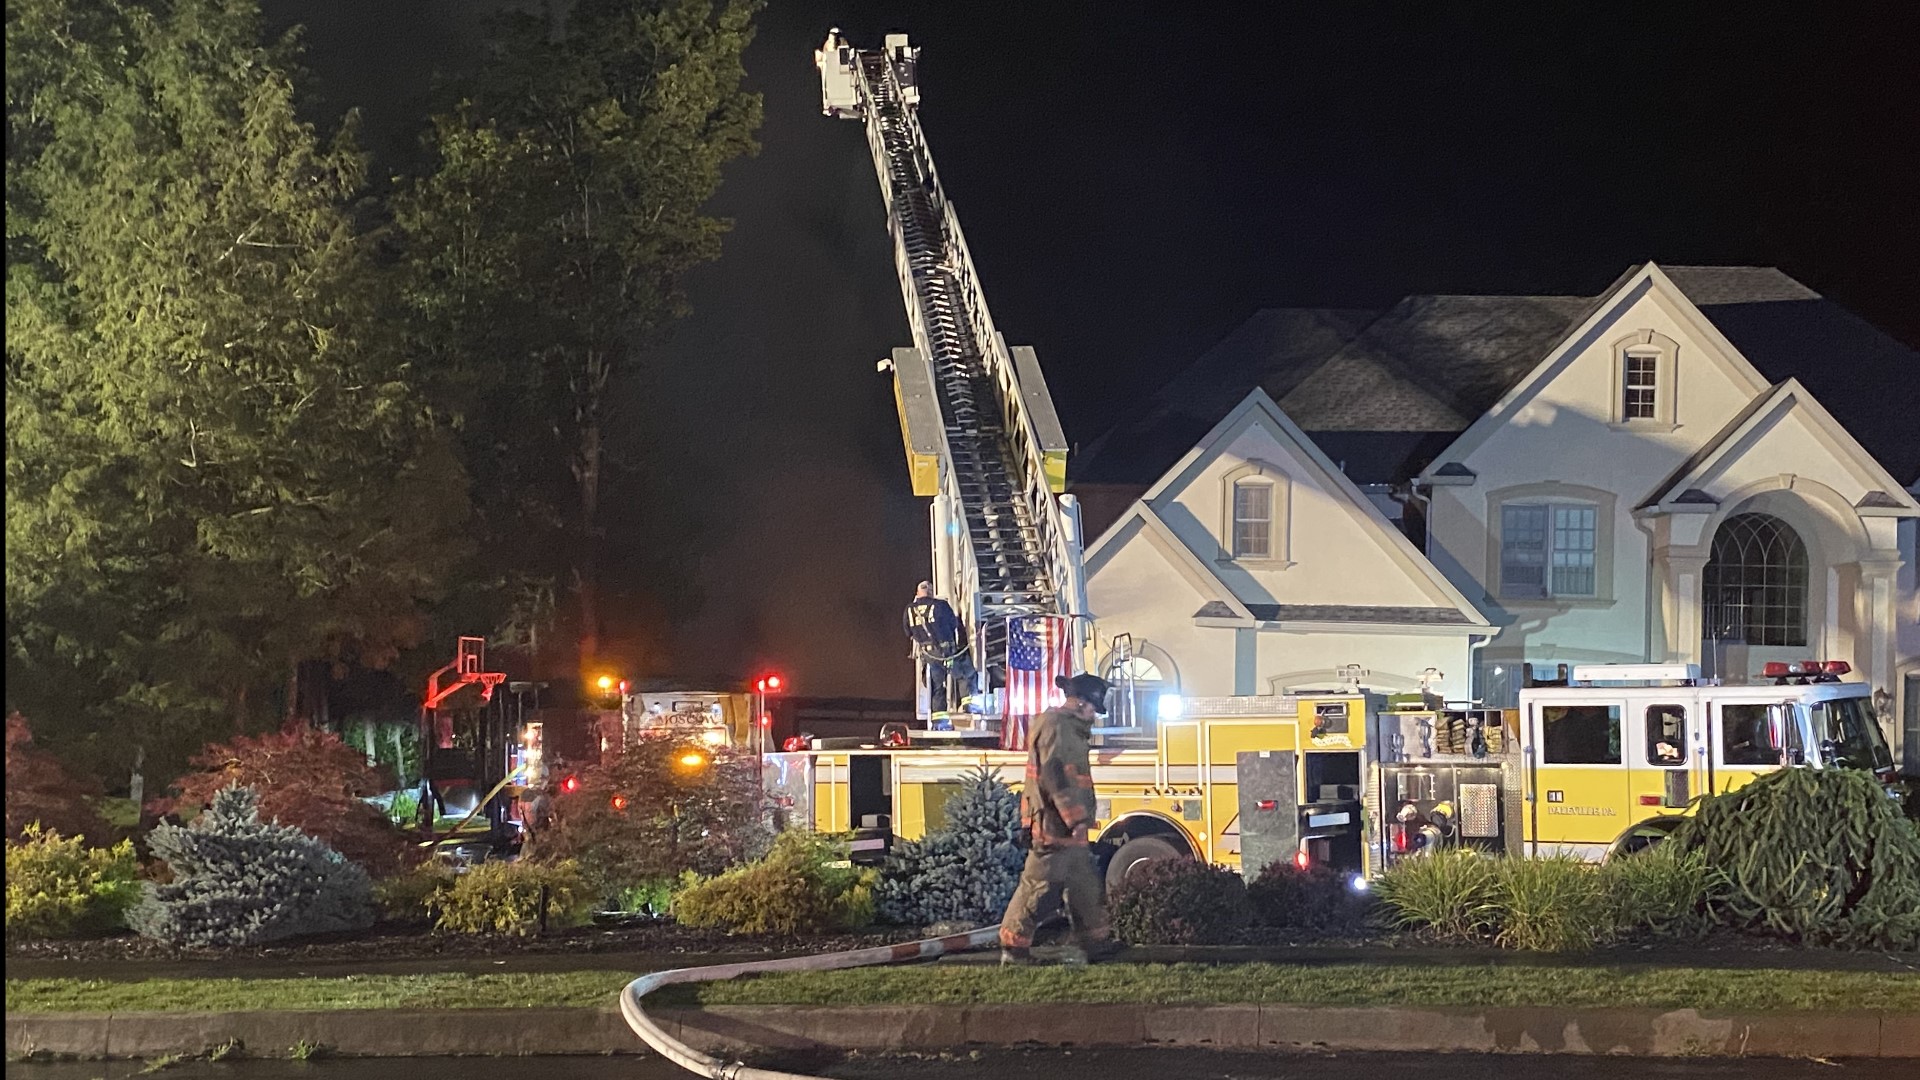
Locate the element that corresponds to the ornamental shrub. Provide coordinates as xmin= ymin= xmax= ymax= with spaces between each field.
xmin=874 ymin=766 xmax=1023 ymax=926
xmin=533 ymin=739 xmax=770 ymax=905
xmin=433 ymin=859 xmax=591 ymax=936
xmin=1599 ymin=842 xmax=1716 ymax=940
xmin=1108 ymin=857 xmax=1251 ymax=945
xmin=128 ymin=785 xmax=376 ymax=947
xmin=1492 ymin=854 xmax=1608 ymax=952
xmin=1246 ymin=861 xmax=1374 ymax=935
xmin=674 ymin=831 xmax=876 ymax=935
xmin=1374 ymin=851 xmax=1499 ymax=943
xmin=6 ymin=713 xmax=110 ymax=844
xmin=1671 ymin=767 xmax=1920 ymax=950
xmin=373 ymin=860 xmax=460 ymax=922
xmin=153 ymin=723 xmax=408 ymax=875
xmin=5 ymin=825 xmax=143 ymax=940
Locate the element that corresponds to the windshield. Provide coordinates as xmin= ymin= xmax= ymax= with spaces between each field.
xmin=1810 ymin=697 xmax=1893 ymax=771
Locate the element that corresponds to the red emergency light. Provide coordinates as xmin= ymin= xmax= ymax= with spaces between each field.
xmin=610 ymin=794 xmax=629 ymax=811
xmin=759 ymin=714 xmax=773 ymax=729
xmin=756 ymin=673 xmax=787 ymax=694
xmin=1293 ymin=849 xmax=1311 ymax=871
xmin=561 ymin=774 xmax=581 ymax=794
xmin=1762 ymin=660 xmax=1851 ymax=683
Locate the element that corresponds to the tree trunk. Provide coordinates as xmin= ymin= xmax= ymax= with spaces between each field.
xmin=129 ymin=744 xmax=145 ymax=821
xmin=575 ymin=413 xmax=603 ymax=668
xmin=285 ymin=660 xmax=301 ymax=727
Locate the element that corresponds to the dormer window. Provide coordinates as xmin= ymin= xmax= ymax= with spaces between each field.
xmin=1610 ymin=330 xmax=1679 ymax=428
xmin=1622 ymin=350 xmax=1659 ymax=419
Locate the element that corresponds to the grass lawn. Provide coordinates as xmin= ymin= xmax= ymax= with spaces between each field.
xmin=8 ymin=963 xmax=1919 ymax=1015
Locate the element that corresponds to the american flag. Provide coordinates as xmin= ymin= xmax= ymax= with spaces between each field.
xmin=1002 ymin=615 xmax=1073 ymax=751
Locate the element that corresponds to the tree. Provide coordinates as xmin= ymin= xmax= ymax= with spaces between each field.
xmin=534 ymin=737 xmax=769 ymax=901
xmin=5 ymin=0 xmax=472 ymax=780
xmin=394 ymin=0 xmax=763 ymax=670
xmin=152 ymin=723 xmax=409 ymax=875
xmin=874 ymin=766 xmax=1025 ymax=926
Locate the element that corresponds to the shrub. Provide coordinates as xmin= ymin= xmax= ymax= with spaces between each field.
xmin=153 ymin=723 xmax=408 ymax=875
xmin=373 ymin=860 xmax=460 ymax=922
xmin=1246 ymin=861 xmax=1374 ymax=935
xmin=5 ymin=825 xmax=143 ymax=940
xmin=6 ymin=713 xmax=110 ymax=844
xmin=433 ymin=859 xmax=591 ymax=936
xmin=1671 ymin=767 xmax=1920 ymax=950
xmin=1493 ymin=854 xmax=1608 ymax=952
xmin=534 ymin=739 xmax=770 ymax=904
xmin=611 ymin=876 xmax=687 ymax=916
xmin=129 ymin=785 xmax=376 ymax=947
xmin=1375 ymin=851 xmax=1499 ymax=942
xmin=875 ymin=766 xmax=1023 ymax=926
xmin=1601 ymin=843 xmax=1715 ymax=939
xmin=1109 ymin=858 xmax=1251 ymax=945
xmin=674 ymin=831 xmax=876 ymax=935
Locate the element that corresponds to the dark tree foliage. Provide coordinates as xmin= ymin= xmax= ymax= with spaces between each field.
xmin=5 ymin=713 xmax=110 ymax=844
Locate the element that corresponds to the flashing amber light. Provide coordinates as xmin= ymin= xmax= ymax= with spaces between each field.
xmin=610 ymin=794 xmax=629 ymax=811
xmin=677 ymin=750 xmax=709 ymax=771
xmin=596 ymin=675 xmax=615 ymax=691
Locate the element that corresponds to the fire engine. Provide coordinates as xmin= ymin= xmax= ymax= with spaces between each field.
xmin=788 ymin=33 xmax=1902 ymax=887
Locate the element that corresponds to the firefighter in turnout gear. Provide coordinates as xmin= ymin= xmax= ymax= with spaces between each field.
xmin=904 ymin=581 xmax=965 ymax=729
xmin=998 ymin=672 xmax=1118 ymax=965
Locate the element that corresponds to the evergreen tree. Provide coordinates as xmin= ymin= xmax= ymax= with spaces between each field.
xmin=130 ymin=785 xmax=375 ymax=947
xmin=875 ymin=767 xmax=1024 ymax=926
xmin=6 ymin=0 xmax=471 ymax=780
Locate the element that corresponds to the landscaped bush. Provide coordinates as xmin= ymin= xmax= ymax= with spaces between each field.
xmin=1374 ymin=851 xmax=1499 ymax=943
xmin=6 ymin=713 xmax=111 ymax=844
xmin=874 ymin=766 xmax=1023 ymax=926
xmin=674 ymin=831 xmax=875 ymax=936
xmin=373 ymin=860 xmax=460 ymax=922
xmin=1246 ymin=861 xmax=1375 ymax=934
xmin=432 ymin=859 xmax=591 ymax=936
xmin=533 ymin=739 xmax=770 ymax=906
xmin=1671 ymin=767 xmax=1920 ymax=950
xmin=1109 ymin=857 xmax=1251 ymax=945
xmin=5 ymin=825 xmax=143 ymax=940
xmin=1492 ymin=853 xmax=1608 ymax=952
xmin=130 ymin=785 xmax=376 ymax=947
xmin=153 ymin=723 xmax=409 ymax=875
xmin=1600 ymin=842 xmax=1715 ymax=939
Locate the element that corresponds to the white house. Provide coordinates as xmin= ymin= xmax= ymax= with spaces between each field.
xmin=1081 ymin=390 xmax=1491 ymax=715
xmin=1073 ymin=264 xmax=1919 ymax=765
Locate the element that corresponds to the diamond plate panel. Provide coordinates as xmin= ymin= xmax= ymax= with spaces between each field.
xmin=1460 ymin=783 xmax=1501 ymax=838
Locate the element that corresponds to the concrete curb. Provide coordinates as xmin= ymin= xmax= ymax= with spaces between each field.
xmin=8 ymin=1004 xmax=1917 ymax=1061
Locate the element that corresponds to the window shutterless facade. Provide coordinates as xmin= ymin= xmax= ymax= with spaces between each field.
xmin=1500 ymin=503 xmax=1597 ymax=598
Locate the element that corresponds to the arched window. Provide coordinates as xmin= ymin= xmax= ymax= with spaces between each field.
xmin=1703 ymin=513 xmax=1808 ymax=647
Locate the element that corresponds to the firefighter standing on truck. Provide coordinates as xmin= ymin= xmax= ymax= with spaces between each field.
xmin=904 ymin=580 xmax=964 ymax=729
xmin=999 ymin=672 xmax=1119 ymax=966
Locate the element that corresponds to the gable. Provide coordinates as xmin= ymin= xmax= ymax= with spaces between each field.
xmin=1129 ymin=391 xmax=1487 ymax=626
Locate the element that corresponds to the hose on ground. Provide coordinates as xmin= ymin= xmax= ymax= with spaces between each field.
xmin=620 ymin=925 xmax=1003 ymax=1080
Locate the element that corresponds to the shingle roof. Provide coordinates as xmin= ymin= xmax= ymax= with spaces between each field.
xmin=1074 ymin=265 xmax=1918 ymax=489
xmin=1193 ymin=601 xmax=1474 ymax=626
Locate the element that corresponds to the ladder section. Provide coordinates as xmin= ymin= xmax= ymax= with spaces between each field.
xmin=860 ymin=51 xmax=1055 ymax=668
xmin=860 ymin=48 xmax=1067 ymax=680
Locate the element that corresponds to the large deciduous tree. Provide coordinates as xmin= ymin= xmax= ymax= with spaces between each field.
xmin=5 ymin=0 xmax=470 ymax=784
xmin=394 ymin=0 xmax=762 ymax=673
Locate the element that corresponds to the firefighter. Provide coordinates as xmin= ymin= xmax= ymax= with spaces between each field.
xmin=999 ymin=672 xmax=1120 ymax=966
xmin=904 ymin=581 xmax=963 ymax=729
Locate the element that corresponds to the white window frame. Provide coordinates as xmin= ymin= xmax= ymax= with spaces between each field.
xmin=1500 ymin=502 xmax=1598 ymax=599
xmin=1609 ymin=330 xmax=1679 ymax=429
xmin=1232 ymin=481 xmax=1273 ymax=559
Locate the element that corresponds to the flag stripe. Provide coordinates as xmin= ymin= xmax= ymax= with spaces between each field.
xmin=1002 ymin=615 xmax=1074 ymax=751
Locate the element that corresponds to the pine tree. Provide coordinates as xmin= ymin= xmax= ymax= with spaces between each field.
xmin=129 ymin=785 xmax=375 ymax=947
xmin=875 ymin=767 xmax=1024 ymax=926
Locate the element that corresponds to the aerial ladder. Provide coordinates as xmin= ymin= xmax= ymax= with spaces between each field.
xmin=817 ymin=32 xmax=1088 ymax=739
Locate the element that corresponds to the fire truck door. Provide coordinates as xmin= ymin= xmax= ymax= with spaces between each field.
xmin=1236 ymin=750 xmax=1299 ymax=876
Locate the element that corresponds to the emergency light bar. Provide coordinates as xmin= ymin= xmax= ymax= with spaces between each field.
xmin=1570 ymin=663 xmax=1700 ymax=685
xmin=1761 ymin=660 xmax=1851 ymax=683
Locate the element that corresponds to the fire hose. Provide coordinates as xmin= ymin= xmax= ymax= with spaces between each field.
xmin=620 ymin=925 xmax=1003 ymax=1080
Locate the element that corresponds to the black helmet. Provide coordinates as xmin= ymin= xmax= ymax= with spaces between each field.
xmin=1054 ymin=673 xmax=1112 ymax=715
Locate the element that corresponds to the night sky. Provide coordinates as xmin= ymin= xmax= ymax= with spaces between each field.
xmin=270 ymin=1 xmax=1918 ymax=698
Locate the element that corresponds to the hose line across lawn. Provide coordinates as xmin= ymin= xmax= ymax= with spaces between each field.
xmin=620 ymin=925 xmax=1003 ymax=1080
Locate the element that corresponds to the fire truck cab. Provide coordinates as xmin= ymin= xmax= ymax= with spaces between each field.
xmin=1516 ymin=661 xmax=1894 ymax=860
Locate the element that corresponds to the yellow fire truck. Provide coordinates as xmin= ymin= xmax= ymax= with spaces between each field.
xmin=764 ymin=660 xmax=1896 ymax=887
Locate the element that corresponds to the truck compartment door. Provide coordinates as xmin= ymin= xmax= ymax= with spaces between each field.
xmin=1236 ymin=750 xmax=1299 ymax=877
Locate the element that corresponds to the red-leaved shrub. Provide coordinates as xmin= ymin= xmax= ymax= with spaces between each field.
xmin=6 ymin=712 xmax=110 ymax=844
xmin=152 ymin=723 xmax=410 ymax=875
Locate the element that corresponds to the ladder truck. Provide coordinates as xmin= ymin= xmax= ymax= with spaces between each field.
xmin=818 ymin=31 xmax=1088 ymax=741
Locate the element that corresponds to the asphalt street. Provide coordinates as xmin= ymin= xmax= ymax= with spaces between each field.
xmin=13 ymin=1049 xmax=1905 ymax=1079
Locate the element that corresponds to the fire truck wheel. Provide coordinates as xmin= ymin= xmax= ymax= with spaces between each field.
xmin=1104 ymin=835 xmax=1185 ymax=894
